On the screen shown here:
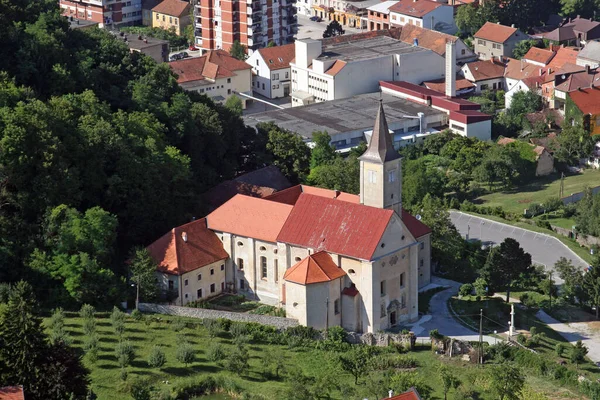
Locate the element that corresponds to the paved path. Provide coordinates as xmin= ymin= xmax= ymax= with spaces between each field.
xmin=450 ymin=211 xmax=588 ymax=280
xmin=296 ymin=14 xmax=363 ymax=40
xmin=536 ymin=310 xmax=600 ymax=363
xmin=407 ymin=277 xmax=498 ymax=344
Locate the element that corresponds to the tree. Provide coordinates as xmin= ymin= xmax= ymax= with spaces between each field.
xmin=260 ymin=122 xmax=311 ymax=183
xmin=560 ymin=0 xmax=600 ymax=19
xmin=507 ymin=91 xmax=543 ymax=118
xmin=323 ymin=20 xmax=345 ymax=38
xmin=583 ymin=259 xmax=600 ymax=319
xmin=115 ymin=341 xmax=135 ymax=368
xmin=570 ymin=340 xmax=588 ymax=368
xmin=480 ymin=238 xmax=533 ymax=302
xmin=512 ymin=40 xmax=538 ymax=59
xmin=176 ymin=342 xmax=196 ymax=366
xmin=147 ymin=345 xmax=167 ymax=369
xmin=267 ymin=41 xmax=277 ymax=47
xmin=555 ymin=257 xmax=586 ymax=303
xmin=554 ymin=125 xmax=595 ymax=165
xmin=310 ymin=131 xmax=337 ymax=169
xmin=474 ymin=277 xmax=488 ymax=297
xmin=338 ymin=346 xmax=371 ymax=385
xmin=389 ymin=372 xmax=432 ymax=399
xmin=402 ymin=157 xmax=448 ymax=208
xmin=488 ymin=364 xmax=525 ymax=400
xmin=224 ymin=95 xmax=243 ymax=117
xmin=455 ymin=4 xmax=481 ymax=34
xmin=439 ymin=365 xmax=460 ymax=400
xmin=224 ymin=346 xmax=249 ymax=374
xmin=129 ymin=247 xmax=159 ymax=303
xmin=459 ymin=283 xmax=473 ymax=297
xmin=229 ymin=40 xmax=247 ymax=60
xmin=307 ymin=155 xmax=360 ymax=194
xmin=423 ymin=129 xmax=456 ymax=155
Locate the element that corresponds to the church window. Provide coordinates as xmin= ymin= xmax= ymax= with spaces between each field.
xmin=260 ymin=256 xmax=267 ymax=279
xmin=274 ymin=259 xmax=279 ymax=282
xmin=210 ymin=268 xmax=214 ymax=275
xmin=380 ymin=280 xmax=386 ymax=297
xmin=334 ymin=298 xmax=340 ymax=315
xmin=184 ymin=279 xmax=188 ymax=286
xmin=295 ymin=256 xmax=302 ymax=262
xmin=259 ymin=246 xmax=266 ymax=251
xmin=400 ymin=272 xmax=405 ymax=287
xmin=380 ymin=302 xmax=386 ymax=317
xmin=401 ymin=294 xmax=406 ymax=308
xmin=348 ymin=269 xmax=356 ymax=275
xmin=240 ymin=279 xmax=245 ymax=289
xmin=420 ymin=242 xmax=425 ymax=250
xmin=368 ymin=170 xmax=377 ymax=183
xmin=273 ymin=248 xmax=278 ymax=254
xmin=237 ymin=241 xmax=244 ymax=247
xmin=197 ymin=273 xmax=202 ymax=281
xmin=388 ymin=169 xmax=396 ymax=182
xmin=420 ymin=259 xmax=424 ymax=267
xmin=237 ymin=258 xmax=244 ymax=270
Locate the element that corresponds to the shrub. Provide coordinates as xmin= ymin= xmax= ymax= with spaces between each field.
xmin=171 ymin=318 xmax=186 ymax=332
xmin=326 ymin=326 xmax=347 ymax=343
xmin=114 ymin=320 xmax=125 ymax=337
xmin=250 ymin=305 xmax=286 ymax=317
xmin=130 ymin=378 xmax=152 ymax=400
xmin=203 ymin=318 xmax=223 ymax=338
xmin=233 ymin=335 xmax=251 ymax=348
xmin=115 ymin=341 xmax=135 ymax=367
xmin=87 ymin=346 xmax=98 ymax=364
xmin=50 ymin=326 xmax=72 ymax=346
xmin=79 ymin=304 xmax=96 ymax=320
xmin=83 ymin=318 xmax=97 ymax=336
xmin=148 ymin=345 xmax=167 ymax=369
xmin=111 ymin=306 xmax=125 ymax=325
xmin=224 ymin=346 xmax=250 ymax=375
xmin=49 ymin=308 xmax=65 ymax=330
xmin=176 ymin=342 xmax=196 ymax=366
xmin=516 ymin=334 xmax=528 ymax=346
xmin=131 ymin=309 xmax=143 ymax=321
xmin=206 ymin=342 xmax=225 ymax=362
xmin=229 ymin=322 xmax=249 ymax=338
xmin=285 ymin=325 xmax=318 ymax=340
xmin=171 ymin=375 xmax=242 ymax=398
xmin=84 ymin=334 xmax=98 ymax=352
xmin=459 ymin=283 xmax=473 ymax=297
xmin=555 ymin=342 xmax=566 ymax=357
xmin=429 ymin=329 xmax=444 ymax=340
xmin=0 ymin=283 xmax=11 ymax=303
xmin=119 ymin=368 xmax=128 ymax=382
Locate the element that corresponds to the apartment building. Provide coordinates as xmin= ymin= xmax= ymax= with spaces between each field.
xmin=152 ymin=0 xmax=191 ymax=36
xmin=289 ymin=31 xmax=445 ymax=106
xmin=193 ymin=0 xmax=298 ymax=53
xmin=473 ymin=22 xmax=527 ymax=60
xmin=60 ymin=0 xmax=142 ymax=27
xmin=311 ymin=0 xmax=378 ymax=29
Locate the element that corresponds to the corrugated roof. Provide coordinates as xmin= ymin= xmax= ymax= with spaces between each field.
xmin=569 ymin=87 xmax=600 ymax=115
xmin=0 ymin=387 xmax=24 ymax=400
xmin=523 ymin=47 xmax=556 ymax=65
xmin=367 ymin=0 xmax=398 ymax=14
xmin=257 ymin=44 xmax=295 ymax=71
xmin=283 ymin=251 xmax=346 ymax=284
xmin=152 ymin=0 xmax=190 ymax=17
xmin=207 ymin=194 xmax=293 ymax=242
xmin=389 ymin=0 xmax=443 ymax=18
xmin=277 ymin=193 xmax=393 ymax=260
xmin=474 ymin=22 xmax=518 ymax=43
xmin=147 ymin=218 xmax=229 ymax=276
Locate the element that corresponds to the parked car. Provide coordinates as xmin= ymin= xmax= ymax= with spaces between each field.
xmin=189 ymin=45 xmax=199 ymax=51
xmin=180 ymin=51 xmax=190 ymax=58
xmin=310 ymin=16 xmax=322 ymax=22
xmin=169 ymin=54 xmax=182 ymax=62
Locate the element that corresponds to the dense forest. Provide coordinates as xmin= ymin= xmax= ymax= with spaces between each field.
xmin=0 ymin=1 xmax=271 ymax=307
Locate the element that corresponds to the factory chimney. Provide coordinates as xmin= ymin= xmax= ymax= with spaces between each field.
xmin=445 ymin=40 xmax=456 ymax=97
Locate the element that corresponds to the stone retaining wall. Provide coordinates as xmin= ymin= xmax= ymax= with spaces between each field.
xmin=139 ymin=303 xmax=299 ymax=329
xmin=552 ymin=225 xmax=600 ymax=249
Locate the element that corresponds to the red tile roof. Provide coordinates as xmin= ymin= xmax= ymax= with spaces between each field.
xmin=450 ymin=110 xmax=493 ymax=124
xmin=384 ymin=388 xmax=422 ymax=400
xmin=0 ymin=387 xmax=24 ymax=400
xmin=147 ymin=218 xmax=228 ymax=276
xmin=401 ymin=209 xmax=431 ymax=238
xmin=398 ymin=24 xmax=459 ymax=56
xmin=475 ymin=22 xmax=518 ymax=43
xmin=207 ymin=194 xmax=293 ymax=242
xmin=265 ymin=185 xmax=360 ymax=206
xmin=389 ymin=0 xmax=443 ymax=18
xmin=464 ymin=59 xmax=506 ymax=81
xmin=504 ymin=57 xmax=546 ymax=81
xmin=547 ymin=47 xmax=579 ymax=70
xmin=257 ymin=44 xmax=295 ymax=71
xmin=342 ymin=285 xmax=359 ymax=296
xmin=523 ymin=47 xmax=556 ymax=65
xmin=422 ymin=76 xmax=476 ymax=93
xmin=283 ymin=251 xmax=346 ymax=284
xmin=325 ymin=60 xmax=347 ymax=76
xmin=152 ymin=0 xmax=190 ymax=17
xmin=277 ymin=193 xmax=393 ymax=260
xmin=569 ymin=87 xmax=600 ymax=115
xmin=169 ymin=50 xmax=252 ymax=83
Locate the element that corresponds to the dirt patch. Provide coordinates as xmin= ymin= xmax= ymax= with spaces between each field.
xmin=518 ymin=198 xmax=533 ymax=204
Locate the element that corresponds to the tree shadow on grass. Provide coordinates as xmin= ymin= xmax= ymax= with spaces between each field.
xmin=97 ymin=363 xmax=119 ymax=370
xmin=99 ymin=336 xmax=118 ymax=343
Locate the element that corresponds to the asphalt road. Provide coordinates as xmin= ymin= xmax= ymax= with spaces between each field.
xmin=296 ymin=14 xmax=363 ymax=40
xmin=450 ymin=211 xmax=589 ymax=280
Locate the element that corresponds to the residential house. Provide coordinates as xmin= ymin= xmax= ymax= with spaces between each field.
xmin=247 ymin=44 xmax=295 ymax=99
xmin=397 ymin=24 xmax=477 ymax=64
xmin=461 ymin=59 xmax=506 ymax=93
xmin=169 ymin=50 xmax=253 ymax=107
xmin=388 ymin=0 xmax=457 ymax=34
xmin=422 ymin=75 xmax=476 ymax=96
xmin=150 ymin=104 xmax=433 ymax=332
xmin=152 ymin=0 xmax=191 ymax=36
xmin=126 ymin=34 xmax=169 ymax=63
xmin=553 ymin=66 xmax=600 ymax=111
xmin=566 ymin=87 xmax=600 ymax=135
xmin=522 ymin=47 xmax=556 ymax=67
xmin=577 ymin=41 xmax=600 ymax=69
xmin=367 ymin=1 xmax=398 ymax=31
xmin=384 ymin=388 xmax=422 ymax=400
xmin=142 ymin=0 xmax=161 ymax=26
xmin=60 ymin=0 xmax=142 ymax=26
xmin=533 ymin=16 xmax=600 ymax=46
xmin=194 ymin=0 xmax=296 ymax=52
xmin=498 ymin=138 xmax=554 ymax=176
xmin=290 ymin=31 xmax=445 ymax=106
xmin=563 ymin=17 xmax=600 ymax=46
xmin=0 ymin=386 xmax=25 ymax=400
xmin=474 ymin=22 xmax=527 ymax=60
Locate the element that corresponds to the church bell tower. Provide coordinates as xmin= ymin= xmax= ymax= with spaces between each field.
xmin=358 ymin=100 xmax=402 ymax=215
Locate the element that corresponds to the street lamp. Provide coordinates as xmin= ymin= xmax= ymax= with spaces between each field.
xmin=493 ymin=330 xmax=497 ymax=345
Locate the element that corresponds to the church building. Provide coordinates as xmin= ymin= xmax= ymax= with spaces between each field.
xmin=147 ymin=103 xmax=432 ymax=333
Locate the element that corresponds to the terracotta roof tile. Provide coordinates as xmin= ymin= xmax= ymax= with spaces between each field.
xmin=398 ymin=24 xmax=457 ymax=56
xmin=257 ymin=44 xmax=295 ymax=71
xmin=503 ymin=57 xmax=543 ymax=81
xmin=401 ymin=209 xmax=431 ymax=238
xmin=283 ymin=251 xmax=346 ymax=284
xmin=342 ymin=285 xmax=359 ymax=296
xmin=523 ymin=47 xmax=556 ymax=65
xmin=207 ymin=194 xmax=293 ymax=242
xmin=277 ymin=193 xmax=393 ymax=260
xmin=385 ymin=388 xmax=422 ymax=400
xmin=422 ymin=76 xmax=476 ymax=92
xmin=464 ymin=59 xmax=506 ymax=81
xmin=152 ymin=0 xmax=190 ymax=17
xmin=265 ymin=185 xmax=359 ymax=205
xmin=147 ymin=218 xmax=228 ymax=276
xmin=569 ymin=87 xmax=600 ymax=115
xmin=0 ymin=387 xmax=24 ymax=400
xmin=547 ymin=47 xmax=579 ymax=70
xmin=325 ymin=60 xmax=347 ymax=76
xmin=474 ymin=22 xmax=518 ymax=43
xmin=388 ymin=0 xmax=443 ymax=18
xmin=169 ymin=50 xmax=252 ymax=83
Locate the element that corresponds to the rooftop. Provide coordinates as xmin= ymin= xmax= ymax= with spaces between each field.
xmin=523 ymin=47 xmax=556 ymax=65
xmin=125 ymin=35 xmax=169 ymax=50
xmin=564 ymin=17 xmax=600 ymax=34
xmin=547 ymin=46 xmax=580 ymax=70
xmin=388 ymin=0 xmax=444 ymax=18
xmin=569 ymin=87 xmax=600 ymax=115
xmin=316 ymin=35 xmax=428 ymax=63
xmin=578 ymin=41 xmax=600 ymax=62
xmin=367 ymin=0 xmax=399 ymax=14
xmin=283 ymin=251 xmax=347 ymax=285
xmin=243 ymin=91 xmax=444 ymax=140
xmin=555 ymin=68 xmax=600 ymax=92
xmin=385 ymin=388 xmax=422 ymax=400
xmin=66 ymin=17 xmax=99 ymax=29
xmin=398 ymin=24 xmax=461 ymax=57
xmin=152 ymin=0 xmax=190 ymax=17
xmin=464 ymin=59 xmax=506 ymax=81
xmin=474 ymin=22 xmax=518 ymax=43
xmin=0 ymin=386 xmax=25 ymax=400
xmin=422 ymin=75 xmax=476 ymax=92
xmin=257 ymin=43 xmax=295 ymax=70
xmin=169 ymin=50 xmax=252 ymax=83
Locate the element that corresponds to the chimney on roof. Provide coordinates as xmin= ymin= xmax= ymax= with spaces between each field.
xmin=389 ymin=390 xmax=394 ymax=398
xmin=182 ymin=232 xmax=188 ymax=242
xmin=497 ymin=21 xmax=500 ymax=24
xmin=511 ymin=24 xmax=515 ymax=28
xmin=576 ymin=15 xmax=580 ymax=19
xmin=334 ymin=190 xmax=340 ymax=198
xmin=445 ymin=40 xmax=457 ymax=97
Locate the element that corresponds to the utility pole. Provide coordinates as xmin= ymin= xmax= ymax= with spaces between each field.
xmin=560 ymin=172 xmax=565 ymax=198
xmin=549 ymin=271 xmax=553 ymax=309
xmin=479 ymin=308 xmax=483 ymax=364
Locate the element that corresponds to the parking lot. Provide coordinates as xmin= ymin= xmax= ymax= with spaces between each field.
xmin=296 ymin=14 xmax=364 ymax=40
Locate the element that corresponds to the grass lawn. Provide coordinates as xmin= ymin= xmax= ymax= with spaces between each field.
xmin=50 ymin=310 xmax=596 ymax=400
xmin=534 ymin=214 xmax=577 ymax=230
xmin=476 ymin=169 xmax=600 ymax=214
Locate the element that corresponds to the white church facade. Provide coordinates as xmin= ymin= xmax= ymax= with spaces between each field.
xmin=147 ymin=103 xmax=432 ymax=333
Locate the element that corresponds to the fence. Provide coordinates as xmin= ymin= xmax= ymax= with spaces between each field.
xmin=138 ymin=303 xmax=299 ymax=329
xmin=561 ymin=185 xmax=600 ymax=205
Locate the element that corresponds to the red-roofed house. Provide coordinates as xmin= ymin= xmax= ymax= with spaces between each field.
xmin=461 ymin=59 xmax=506 ymax=93
xmin=0 ymin=386 xmax=25 ymax=400
xmin=523 ymin=47 xmax=556 ymax=66
xmin=384 ymin=388 xmax=422 ymax=400
xmin=169 ymin=50 xmax=252 ymax=107
xmin=148 ymin=104 xmax=431 ymax=332
xmin=389 ymin=0 xmax=457 ymax=34
xmin=567 ymin=87 xmax=600 ymax=135
xmin=247 ymin=44 xmax=295 ymax=99
xmin=474 ymin=22 xmax=528 ymax=60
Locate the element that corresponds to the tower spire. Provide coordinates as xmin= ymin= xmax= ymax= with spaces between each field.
xmin=359 ymin=100 xmax=400 ymax=164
